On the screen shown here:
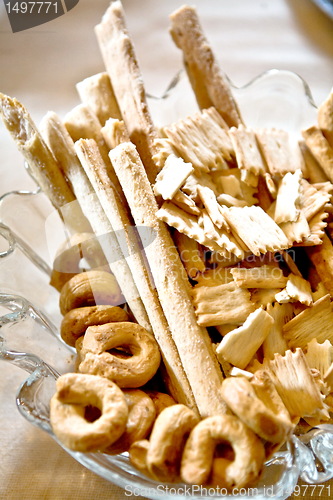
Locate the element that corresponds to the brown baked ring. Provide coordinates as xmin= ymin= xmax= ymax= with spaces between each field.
xmin=59 ymin=270 xmax=123 ymax=315
xmin=180 ymin=414 xmax=265 ymax=488
xmin=50 ymin=373 xmax=128 ymax=452
xmin=146 ymin=404 xmax=200 ymax=482
xmin=60 ymin=304 xmax=129 ymax=346
xmin=105 ymin=389 xmax=156 ymax=454
xmin=78 ymin=322 xmax=161 ymax=388
xmin=220 ymin=374 xmax=294 ymax=444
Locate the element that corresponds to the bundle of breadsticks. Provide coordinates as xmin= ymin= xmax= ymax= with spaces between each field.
xmin=1 ymin=0 xmax=333 ymax=490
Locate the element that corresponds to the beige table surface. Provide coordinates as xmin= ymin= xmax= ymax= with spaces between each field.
xmin=0 ymin=0 xmax=332 ymax=499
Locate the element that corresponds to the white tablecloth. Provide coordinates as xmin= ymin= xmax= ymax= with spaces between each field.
xmin=0 ymin=1 xmax=332 ymax=499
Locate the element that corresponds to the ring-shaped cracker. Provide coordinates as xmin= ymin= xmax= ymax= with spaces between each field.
xmin=181 ymin=414 xmax=265 ymax=488
xmin=220 ymin=375 xmax=293 ymax=444
xmin=50 ymin=373 xmax=128 ymax=452
xmin=105 ymin=389 xmax=156 ymax=454
xmin=78 ymin=322 xmax=161 ymax=388
xmin=60 ymin=304 xmax=129 ymax=346
xmin=146 ymin=404 xmax=200 ymax=482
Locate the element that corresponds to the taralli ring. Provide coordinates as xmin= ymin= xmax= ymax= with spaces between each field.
xmin=60 ymin=304 xmax=129 ymax=346
xmin=220 ymin=373 xmax=294 ymax=444
xmin=146 ymin=404 xmax=200 ymax=482
xmin=59 ymin=270 xmax=123 ymax=315
xmin=105 ymin=389 xmax=156 ymax=455
xmin=180 ymin=414 xmax=265 ymax=489
xmin=77 ymin=322 xmax=161 ymax=388
xmin=50 ymin=373 xmax=128 ymax=452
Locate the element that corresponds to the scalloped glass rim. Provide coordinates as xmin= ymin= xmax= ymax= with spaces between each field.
xmin=0 ymin=68 xmax=332 ymax=500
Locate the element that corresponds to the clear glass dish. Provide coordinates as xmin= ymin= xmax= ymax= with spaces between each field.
xmin=1 ymin=69 xmax=333 ymax=500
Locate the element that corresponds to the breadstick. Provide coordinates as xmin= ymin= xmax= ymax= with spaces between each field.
xmin=109 ymin=141 xmax=227 ymax=417
xmin=101 ymin=118 xmax=130 ymax=149
xmin=95 ymin=0 xmax=159 ymax=184
xmin=63 ymin=103 xmax=126 ymax=206
xmin=39 ymin=111 xmax=150 ymax=330
xmin=0 ymin=93 xmax=89 ymax=234
xmin=169 ymin=5 xmax=242 ymax=128
xmin=76 ymin=72 xmax=122 ymax=125
xmin=74 ymin=138 xmax=197 ymax=411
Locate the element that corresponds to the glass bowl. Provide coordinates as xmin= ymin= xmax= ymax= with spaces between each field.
xmin=1 ymin=69 xmax=333 ymax=500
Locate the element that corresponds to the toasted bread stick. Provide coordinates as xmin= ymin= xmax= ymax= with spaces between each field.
xmin=110 ymin=141 xmax=227 ymax=417
xmin=169 ymin=5 xmax=242 ymax=128
xmin=75 ymin=137 xmax=197 ymax=410
xmin=0 ymin=93 xmax=89 ymax=233
xmin=76 ymin=72 xmax=122 ymax=125
xmin=40 ymin=111 xmax=150 ymax=329
xmin=95 ymin=0 xmax=159 ymax=183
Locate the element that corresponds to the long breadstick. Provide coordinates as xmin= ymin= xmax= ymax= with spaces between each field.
xmin=169 ymin=5 xmax=242 ymax=128
xmin=0 ymin=93 xmax=90 ymax=234
xmin=109 ymin=141 xmax=227 ymax=417
xmin=63 ymin=103 xmax=127 ymax=207
xmin=39 ymin=111 xmax=151 ymax=330
xmin=95 ymin=0 xmax=159 ymax=184
xmin=76 ymin=72 xmax=122 ymax=125
xmin=75 ymin=137 xmax=197 ymax=410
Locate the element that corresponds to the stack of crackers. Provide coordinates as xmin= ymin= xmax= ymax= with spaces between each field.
xmin=1 ymin=0 xmax=333 ymax=476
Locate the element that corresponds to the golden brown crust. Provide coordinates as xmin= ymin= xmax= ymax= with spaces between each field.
xmin=59 ymin=270 xmax=123 ymax=315
xmin=50 ymin=373 xmax=128 ymax=452
xmin=169 ymin=6 xmax=242 ymax=128
xmin=60 ymin=304 xmax=129 ymax=346
xmin=105 ymin=389 xmax=156 ymax=454
xmin=180 ymin=414 xmax=265 ymax=488
xmin=78 ymin=321 xmax=161 ymax=388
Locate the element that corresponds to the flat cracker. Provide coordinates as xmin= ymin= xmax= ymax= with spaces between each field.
xmin=307 ymin=233 xmax=333 ymax=295
xmin=266 ymin=349 xmax=329 ymax=420
xmin=191 ymin=281 xmax=256 ymax=326
xmin=216 ymin=307 xmax=273 ymax=369
xmin=318 ymin=89 xmax=333 ymax=148
xmin=274 ymin=170 xmax=302 ymax=224
xmin=230 ymin=265 xmax=288 ymax=289
xmin=222 ymin=205 xmax=290 ymax=256
xmin=163 ymin=107 xmax=233 ymax=172
xmin=302 ymin=126 xmax=333 ymax=183
xmin=262 ymin=302 xmax=292 ymax=359
xmin=256 ymin=128 xmax=304 ymax=176
xmin=283 ymin=294 xmax=333 ymax=348
xmin=197 ymin=185 xmax=228 ymax=229
xmin=153 ymin=154 xmax=194 ymax=200
xmin=173 ymin=231 xmax=206 ymax=279
xmin=229 ymin=125 xmax=266 ymax=176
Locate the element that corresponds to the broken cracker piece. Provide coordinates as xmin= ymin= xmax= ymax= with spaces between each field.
xmin=274 ymin=170 xmax=302 ymax=224
xmin=318 ymin=88 xmax=333 ymax=148
xmin=230 ymin=265 xmax=288 ymax=289
xmin=173 ymin=231 xmax=206 ymax=279
xmin=283 ymin=294 xmax=333 ymax=349
xmin=229 ymin=125 xmax=266 ymax=177
xmin=266 ymin=349 xmax=329 ymax=420
xmin=153 ymin=154 xmax=194 ymax=200
xmin=305 ymin=338 xmax=333 ymax=379
xmin=302 ymin=126 xmax=333 ymax=183
xmin=262 ymin=302 xmax=292 ymax=359
xmin=191 ymin=281 xmax=256 ymax=327
xmin=216 ymin=307 xmax=273 ymax=369
xmin=256 ymin=128 xmax=304 ymax=176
